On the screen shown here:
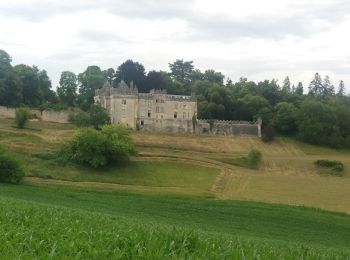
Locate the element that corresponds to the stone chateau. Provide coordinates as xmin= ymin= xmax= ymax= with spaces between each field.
xmin=95 ymin=81 xmax=197 ymax=133
xmin=95 ymin=81 xmax=261 ymax=136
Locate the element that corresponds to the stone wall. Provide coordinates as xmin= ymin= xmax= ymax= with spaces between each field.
xmin=0 ymin=106 xmax=73 ymax=124
xmin=197 ymin=119 xmax=261 ymax=137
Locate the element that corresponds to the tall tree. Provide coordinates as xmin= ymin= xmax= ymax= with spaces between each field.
xmin=322 ymin=75 xmax=335 ymax=96
xmin=337 ymin=80 xmax=345 ymax=97
xmin=77 ymin=66 xmax=106 ymax=110
xmin=103 ymin=68 xmax=115 ymax=84
xmin=13 ymin=64 xmax=40 ymax=106
xmin=57 ymin=71 xmax=78 ymax=106
xmin=295 ymin=82 xmax=304 ymax=95
xmin=282 ymin=76 xmax=291 ymax=93
xmin=308 ymin=72 xmax=323 ymax=96
xmin=203 ymin=69 xmax=225 ymax=85
xmin=115 ymin=60 xmax=146 ymax=91
xmin=168 ymin=59 xmax=194 ymax=85
xmin=36 ymin=68 xmax=56 ymax=104
xmin=144 ymin=70 xmax=170 ymax=92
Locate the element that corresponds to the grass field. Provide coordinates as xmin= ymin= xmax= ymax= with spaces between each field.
xmin=1 ymin=118 xmax=350 ymax=213
xmin=1 ymin=184 xmax=350 ymax=259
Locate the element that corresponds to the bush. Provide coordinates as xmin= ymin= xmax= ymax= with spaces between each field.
xmin=71 ymin=105 xmax=110 ymax=129
xmin=314 ymin=160 xmax=344 ymax=175
xmin=0 ymin=146 xmax=25 ymax=184
xmin=58 ymin=125 xmax=136 ymax=168
xmin=247 ymin=149 xmax=262 ymax=166
xmin=72 ymin=111 xmax=91 ymax=127
xmin=15 ymin=107 xmax=30 ymax=129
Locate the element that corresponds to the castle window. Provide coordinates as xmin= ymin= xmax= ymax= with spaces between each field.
xmin=156 ymin=99 xmax=158 ymax=103
xmin=160 ymin=99 xmax=164 ymax=103
xmin=161 ymin=107 xmax=164 ymax=113
xmin=174 ymin=112 xmax=177 ymax=119
xmin=148 ymin=110 xmax=151 ymax=118
xmin=141 ymin=120 xmax=144 ymax=126
xmin=122 ymin=99 xmax=126 ymax=105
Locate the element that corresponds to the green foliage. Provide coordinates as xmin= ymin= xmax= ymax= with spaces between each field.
xmin=77 ymin=66 xmax=106 ymax=110
xmin=59 ymin=125 xmax=135 ymax=168
xmin=72 ymin=105 xmax=110 ymax=129
xmin=57 ymin=71 xmax=78 ymax=106
xmin=0 ymin=146 xmax=24 ymax=184
xmin=247 ymin=149 xmax=262 ymax=165
xmin=88 ymin=104 xmax=110 ymax=129
xmin=15 ymin=107 xmax=30 ymax=129
xmin=274 ymin=102 xmax=297 ymax=135
xmin=72 ymin=111 xmax=91 ymax=127
xmin=115 ymin=59 xmax=146 ymax=92
xmin=314 ymin=160 xmax=344 ymax=176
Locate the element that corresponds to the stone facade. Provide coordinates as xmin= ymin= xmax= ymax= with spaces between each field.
xmin=95 ymin=81 xmax=197 ymax=133
xmin=94 ymin=81 xmax=262 ymax=136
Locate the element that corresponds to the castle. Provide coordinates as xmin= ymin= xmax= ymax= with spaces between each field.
xmin=94 ymin=81 xmax=261 ymax=136
xmin=95 ymin=81 xmax=197 ymax=133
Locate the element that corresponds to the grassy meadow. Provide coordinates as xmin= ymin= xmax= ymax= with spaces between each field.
xmin=1 ymin=117 xmax=350 ymax=258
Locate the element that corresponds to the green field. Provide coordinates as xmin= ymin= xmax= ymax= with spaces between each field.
xmin=1 ymin=184 xmax=350 ymax=258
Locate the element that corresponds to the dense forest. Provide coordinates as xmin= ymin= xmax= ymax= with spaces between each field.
xmin=0 ymin=49 xmax=349 ymax=148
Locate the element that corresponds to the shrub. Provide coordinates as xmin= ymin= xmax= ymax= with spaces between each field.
xmin=247 ymin=149 xmax=262 ymax=166
xmin=72 ymin=111 xmax=91 ymax=127
xmin=71 ymin=105 xmax=110 ymax=129
xmin=0 ymin=146 xmax=25 ymax=184
xmin=58 ymin=125 xmax=136 ymax=168
xmin=314 ymin=160 xmax=344 ymax=176
xmin=15 ymin=107 xmax=30 ymax=129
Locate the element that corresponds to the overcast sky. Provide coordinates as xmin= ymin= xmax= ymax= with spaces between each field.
xmin=1 ymin=0 xmax=349 ymax=92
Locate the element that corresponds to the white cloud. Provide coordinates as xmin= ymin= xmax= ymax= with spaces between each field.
xmin=0 ymin=0 xmax=349 ymax=92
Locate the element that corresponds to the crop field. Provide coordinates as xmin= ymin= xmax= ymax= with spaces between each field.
xmin=1 ymin=184 xmax=350 ymax=258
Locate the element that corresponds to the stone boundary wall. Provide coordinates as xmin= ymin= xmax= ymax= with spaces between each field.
xmin=197 ymin=119 xmax=261 ymax=137
xmin=0 ymin=106 xmax=73 ymax=124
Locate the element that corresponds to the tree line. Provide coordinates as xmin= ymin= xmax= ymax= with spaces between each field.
xmin=0 ymin=49 xmax=349 ymax=148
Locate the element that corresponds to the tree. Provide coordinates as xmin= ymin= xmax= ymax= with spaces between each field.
xmin=295 ymin=82 xmax=304 ymax=95
xmin=15 ymin=107 xmax=30 ymax=129
xmin=337 ymin=80 xmax=345 ymax=97
xmin=168 ymin=59 xmax=194 ymax=85
xmin=274 ymin=102 xmax=297 ymax=135
xmin=203 ymin=69 xmax=225 ymax=84
xmin=115 ymin=60 xmax=146 ymax=91
xmin=77 ymin=66 xmax=106 ymax=110
xmin=308 ymin=73 xmax=323 ymax=96
xmin=58 ymin=125 xmax=136 ymax=168
xmin=37 ymin=69 xmax=56 ymax=104
xmin=322 ymin=75 xmax=335 ymax=96
xmin=57 ymin=71 xmax=78 ymax=106
xmin=282 ymin=76 xmax=291 ymax=93
xmin=88 ymin=104 xmax=110 ymax=129
xmin=144 ymin=70 xmax=169 ymax=92
xmin=103 ymin=68 xmax=115 ymax=84
xmin=13 ymin=64 xmax=40 ymax=106
xmin=297 ymin=100 xmax=334 ymax=145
